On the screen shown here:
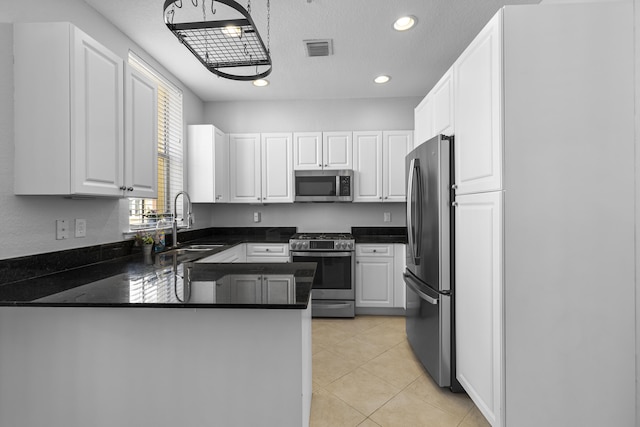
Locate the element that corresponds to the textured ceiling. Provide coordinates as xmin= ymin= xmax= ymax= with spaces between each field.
xmin=83 ymin=0 xmax=540 ymax=102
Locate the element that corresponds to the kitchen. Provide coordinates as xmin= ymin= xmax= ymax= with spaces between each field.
xmin=0 ymin=0 xmax=639 ymax=426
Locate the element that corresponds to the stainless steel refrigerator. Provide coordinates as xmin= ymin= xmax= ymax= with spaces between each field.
xmin=404 ymin=134 xmax=462 ymax=391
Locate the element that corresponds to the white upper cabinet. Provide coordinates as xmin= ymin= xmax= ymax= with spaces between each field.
xmin=382 ymin=130 xmax=413 ymax=202
xmin=187 ymin=125 xmax=229 ymax=203
xmin=453 ymin=13 xmax=502 ymax=195
xmin=353 ymin=131 xmax=382 ymax=202
xmin=414 ymin=67 xmax=453 ymax=147
xmin=293 ymin=131 xmax=352 ymax=170
xmin=229 ymin=133 xmax=293 ymax=203
xmin=323 ymin=132 xmax=353 ymax=170
xmin=229 ymin=133 xmax=262 ymax=203
xmin=124 ymin=65 xmax=158 ymax=198
xmin=14 ymin=22 xmax=126 ymax=196
xmin=414 ymin=95 xmax=433 ymax=148
xmin=353 ymin=130 xmax=412 ymax=202
xmin=293 ymin=132 xmax=323 ymax=170
xmin=431 ymin=69 xmax=455 ymax=138
xmin=261 ymin=133 xmax=293 ymax=203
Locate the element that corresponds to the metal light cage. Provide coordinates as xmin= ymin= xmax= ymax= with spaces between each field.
xmin=163 ymin=0 xmax=272 ymax=81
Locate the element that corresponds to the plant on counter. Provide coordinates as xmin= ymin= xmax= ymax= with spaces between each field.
xmin=134 ymin=231 xmax=154 ymax=246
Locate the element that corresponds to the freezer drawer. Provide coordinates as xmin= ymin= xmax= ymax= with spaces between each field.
xmin=404 ymin=272 xmax=452 ymax=388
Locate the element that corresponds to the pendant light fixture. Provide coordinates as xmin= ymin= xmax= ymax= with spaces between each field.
xmin=163 ymin=0 xmax=272 ymax=81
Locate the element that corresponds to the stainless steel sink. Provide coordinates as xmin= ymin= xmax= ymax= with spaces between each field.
xmin=184 ymin=244 xmax=225 ymax=251
xmin=154 ymin=244 xmax=226 ymax=267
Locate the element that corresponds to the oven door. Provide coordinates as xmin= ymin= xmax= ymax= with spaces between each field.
xmin=291 ymin=251 xmax=355 ymax=300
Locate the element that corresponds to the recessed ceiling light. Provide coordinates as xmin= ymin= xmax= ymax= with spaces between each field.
xmin=253 ymin=79 xmax=269 ymax=87
xmin=374 ymin=75 xmax=391 ymax=84
xmin=393 ymin=15 xmax=417 ymax=31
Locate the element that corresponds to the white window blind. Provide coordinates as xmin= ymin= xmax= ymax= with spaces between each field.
xmin=128 ymin=52 xmax=184 ymax=229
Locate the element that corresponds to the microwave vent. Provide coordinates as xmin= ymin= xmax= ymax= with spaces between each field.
xmin=304 ymin=39 xmax=333 ymax=57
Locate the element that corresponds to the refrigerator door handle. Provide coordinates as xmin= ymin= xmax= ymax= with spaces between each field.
xmin=404 ymin=273 xmax=439 ymax=305
xmin=406 ymin=158 xmax=421 ymax=265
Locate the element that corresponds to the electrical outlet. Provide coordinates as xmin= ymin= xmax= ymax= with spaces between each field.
xmin=56 ymin=219 xmax=69 ymax=240
xmin=75 ymin=219 xmax=86 ymax=238
xmin=384 ymin=212 xmax=391 ymax=222
xmin=253 ymin=212 xmax=261 ymax=223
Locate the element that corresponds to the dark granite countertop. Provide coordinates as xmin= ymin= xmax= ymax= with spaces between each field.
xmin=351 ymin=227 xmax=408 ymax=244
xmin=0 ymin=227 xmax=312 ymax=308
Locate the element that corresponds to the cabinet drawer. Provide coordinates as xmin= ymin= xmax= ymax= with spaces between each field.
xmin=356 ymin=244 xmax=394 ymax=257
xmin=246 ymin=243 xmax=290 ymax=257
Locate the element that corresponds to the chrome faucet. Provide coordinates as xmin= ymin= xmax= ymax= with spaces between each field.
xmin=172 ymin=191 xmax=193 ymax=248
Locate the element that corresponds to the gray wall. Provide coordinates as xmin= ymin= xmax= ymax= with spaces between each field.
xmin=201 ymin=97 xmax=420 ymax=231
xmin=0 ymin=0 xmax=205 ymax=259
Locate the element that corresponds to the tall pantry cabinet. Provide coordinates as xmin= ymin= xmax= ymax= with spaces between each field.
xmin=450 ymin=4 xmax=634 ymax=427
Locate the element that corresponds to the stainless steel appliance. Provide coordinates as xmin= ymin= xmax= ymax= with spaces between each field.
xmin=290 ymin=232 xmax=355 ymax=317
xmin=404 ymin=134 xmax=462 ymax=391
xmin=294 ymin=170 xmax=353 ymax=203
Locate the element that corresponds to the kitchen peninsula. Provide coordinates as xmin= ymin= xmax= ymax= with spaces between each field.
xmin=0 ymin=251 xmax=315 ymax=427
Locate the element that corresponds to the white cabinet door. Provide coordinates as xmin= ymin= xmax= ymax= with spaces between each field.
xmin=261 ymin=133 xmax=293 ymax=203
xmin=323 ymin=132 xmax=353 ymax=170
xmin=393 ymin=244 xmax=406 ymax=309
xmin=245 ymin=243 xmax=290 ymax=262
xmin=356 ymin=257 xmax=394 ymax=308
xmin=229 ymin=133 xmax=262 ymax=203
xmin=72 ymin=27 xmax=124 ymax=196
xmin=414 ymin=95 xmax=433 ymax=146
xmin=353 ymin=131 xmax=382 ymax=202
xmin=125 ymin=65 xmax=157 ymax=198
xmin=355 ymin=244 xmax=395 ymax=308
xmin=431 ymin=68 xmax=455 ymax=137
xmin=455 ymin=191 xmax=503 ymax=427
xmin=453 ymin=11 xmax=502 ymax=195
xmin=14 ymin=23 xmax=125 ymax=196
xmin=262 ymin=275 xmax=295 ymax=304
xmin=187 ymin=125 xmax=229 ymax=203
xmin=229 ymin=275 xmax=263 ymax=303
xmin=382 ymin=130 xmax=412 ymax=202
xmin=293 ymin=132 xmax=323 ymax=170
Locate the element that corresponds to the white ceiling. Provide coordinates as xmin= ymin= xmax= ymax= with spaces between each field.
xmin=83 ymin=0 xmax=540 ymax=102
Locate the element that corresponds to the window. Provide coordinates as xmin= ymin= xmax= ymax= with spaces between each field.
xmin=128 ymin=52 xmax=184 ymax=229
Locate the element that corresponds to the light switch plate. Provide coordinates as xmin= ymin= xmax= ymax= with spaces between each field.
xmin=56 ymin=219 xmax=69 ymax=240
xmin=383 ymin=212 xmax=391 ymax=222
xmin=75 ymin=219 xmax=86 ymax=238
xmin=253 ymin=212 xmax=261 ymax=223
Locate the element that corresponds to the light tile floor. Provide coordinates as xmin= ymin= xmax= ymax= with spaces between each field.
xmin=310 ymin=315 xmax=490 ymax=427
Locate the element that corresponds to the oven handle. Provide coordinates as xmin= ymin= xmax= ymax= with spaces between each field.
xmin=315 ymin=302 xmax=352 ymax=309
xmin=291 ymin=251 xmax=353 ymax=258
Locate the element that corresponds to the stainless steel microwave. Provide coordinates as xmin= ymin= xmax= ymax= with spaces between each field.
xmin=294 ymin=170 xmax=353 ymax=202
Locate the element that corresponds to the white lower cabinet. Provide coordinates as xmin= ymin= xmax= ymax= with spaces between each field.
xmin=355 ymin=244 xmax=405 ymax=310
xmin=454 ymin=191 xmax=503 ymax=427
xmin=245 ymin=243 xmax=290 ymax=263
xmin=197 ymin=244 xmax=246 ymax=263
xmin=215 ymin=274 xmax=294 ymax=304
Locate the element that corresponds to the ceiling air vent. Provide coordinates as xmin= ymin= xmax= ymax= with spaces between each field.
xmin=304 ymin=39 xmax=333 ymax=57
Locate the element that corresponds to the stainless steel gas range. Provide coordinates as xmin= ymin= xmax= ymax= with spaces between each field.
xmin=289 ymin=233 xmax=355 ymax=318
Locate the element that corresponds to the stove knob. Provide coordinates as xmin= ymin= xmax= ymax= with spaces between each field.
xmin=336 ymin=242 xmax=343 ymax=249
xmin=347 ymin=242 xmax=353 ymax=249
xmin=302 ymin=242 xmax=309 ymax=249
xmin=291 ymin=242 xmax=297 ymax=250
